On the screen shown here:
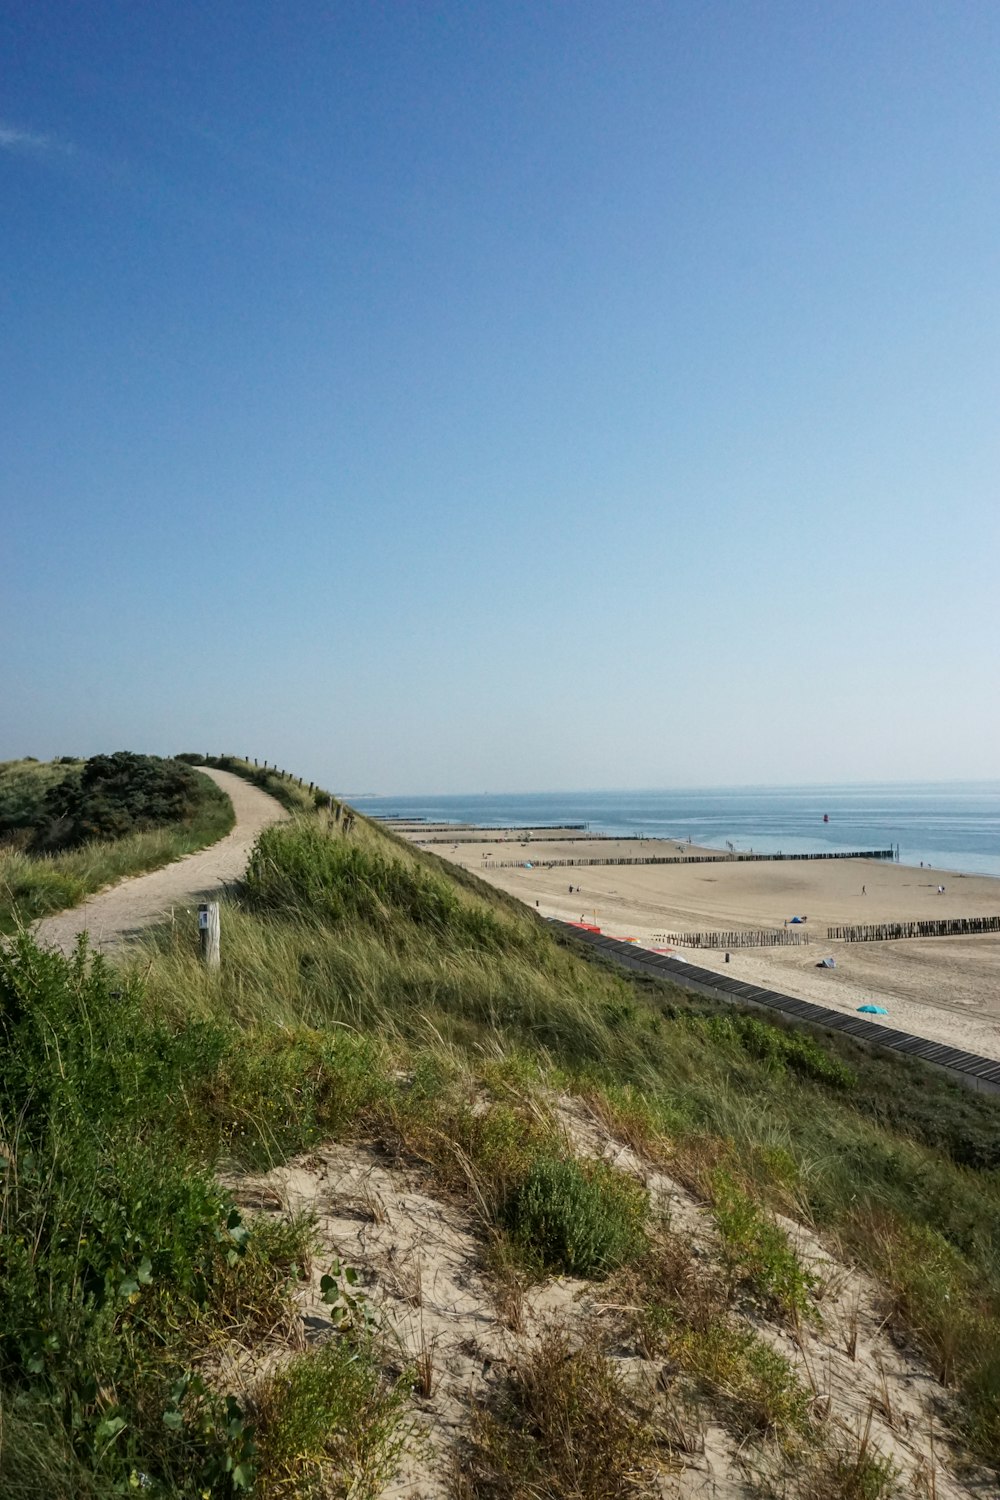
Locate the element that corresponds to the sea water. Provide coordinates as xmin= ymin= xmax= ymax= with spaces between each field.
xmin=350 ymin=783 xmax=1000 ymax=880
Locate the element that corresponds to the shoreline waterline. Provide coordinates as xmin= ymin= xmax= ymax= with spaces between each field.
xmin=354 ymin=781 xmax=1000 ymax=881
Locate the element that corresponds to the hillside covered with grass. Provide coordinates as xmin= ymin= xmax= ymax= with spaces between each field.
xmin=2 ymin=781 xmax=999 ymax=1497
xmin=0 ymin=753 xmax=235 ymax=930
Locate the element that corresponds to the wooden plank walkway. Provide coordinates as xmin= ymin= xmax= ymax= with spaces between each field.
xmin=551 ymin=920 xmax=1000 ymax=1096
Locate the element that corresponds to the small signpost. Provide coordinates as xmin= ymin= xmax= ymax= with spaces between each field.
xmin=198 ymin=902 xmax=220 ymax=968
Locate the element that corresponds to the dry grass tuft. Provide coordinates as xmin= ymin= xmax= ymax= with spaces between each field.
xmin=453 ymin=1330 xmax=676 ymax=1499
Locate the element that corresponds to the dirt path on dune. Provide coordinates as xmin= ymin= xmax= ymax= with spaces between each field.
xmin=34 ymin=768 xmax=289 ymax=956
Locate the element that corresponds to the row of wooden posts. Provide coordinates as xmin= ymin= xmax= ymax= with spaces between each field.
xmin=653 ymin=928 xmax=810 ymax=949
xmin=484 ymin=849 xmax=896 ymax=870
xmin=827 ymin=915 xmax=1000 ymax=942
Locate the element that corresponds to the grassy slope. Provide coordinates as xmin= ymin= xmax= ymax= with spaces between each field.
xmin=0 ymin=758 xmax=235 ymax=930
xmin=3 ymin=790 xmax=1000 ymax=1496
xmin=176 ymin=755 xmax=331 ymax=816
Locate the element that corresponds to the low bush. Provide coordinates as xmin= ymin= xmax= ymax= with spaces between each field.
xmin=503 ymin=1155 xmax=648 ymax=1277
xmin=692 ymin=1014 xmax=856 ymax=1090
xmin=710 ymin=1172 xmax=816 ymax=1322
xmin=0 ymin=931 xmax=366 ymax=1494
xmin=673 ymin=1319 xmax=811 ymax=1440
xmin=251 ymin=1340 xmax=411 ymax=1498
xmin=455 ymin=1331 xmax=667 ymax=1500
xmin=9 ymin=752 xmax=223 ymax=854
xmin=0 ymin=755 xmax=234 ymax=930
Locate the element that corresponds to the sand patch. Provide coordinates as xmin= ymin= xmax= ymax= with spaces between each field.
xmin=218 ymin=1104 xmax=989 ymax=1498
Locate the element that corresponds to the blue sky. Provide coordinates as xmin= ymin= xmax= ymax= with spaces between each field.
xmin=3 ymin=1 xmax=999 ymax=793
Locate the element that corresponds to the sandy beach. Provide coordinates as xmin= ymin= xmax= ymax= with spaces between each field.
xmin=399 ymin=823 xmax=1000 ymax=1064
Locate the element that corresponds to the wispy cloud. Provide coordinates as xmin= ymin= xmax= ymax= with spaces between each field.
xmin=0 ymin=122 xmax=74 ymax=156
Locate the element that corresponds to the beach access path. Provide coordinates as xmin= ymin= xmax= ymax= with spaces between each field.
xmin=34 ymin=768 xmax=289 ymax=956
xmin=412 ymin=825 xmax=1000 ymax=1066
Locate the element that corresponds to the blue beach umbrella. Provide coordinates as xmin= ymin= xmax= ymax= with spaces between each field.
xmin=857 ymin=1004 xmax=889 ymax=1015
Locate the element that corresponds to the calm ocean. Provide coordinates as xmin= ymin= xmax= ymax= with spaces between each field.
xmin=351 ymin=784 xmax=1000 ymax=880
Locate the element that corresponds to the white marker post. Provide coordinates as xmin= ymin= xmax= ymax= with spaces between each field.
xmin=198 ymin=902 xmax=221 ymax=968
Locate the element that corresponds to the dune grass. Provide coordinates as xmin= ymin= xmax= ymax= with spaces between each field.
xmin=176 ymin=755 xmax=332 ymax=816
xmin=134 ymin=810 xmax=1000 ymax=1470
xmin=5 ymin=796 xmax=1000 ymax=1491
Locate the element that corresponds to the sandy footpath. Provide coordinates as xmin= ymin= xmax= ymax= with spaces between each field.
xmin=34 ymin=768 xmax=288 ymax=956
xmin=417 ymin=828 xmax=1000 ymax=1064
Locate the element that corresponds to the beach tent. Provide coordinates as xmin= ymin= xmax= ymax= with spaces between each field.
xmin=816 ymin=957 xmax=836 ymax=969
xmin=857 ymin=1004 xmax=889 ymax=1015
xmin=789 ymin=915 xmax=806 ymax=924
xmin=524 ymin=861 xmax=533 ymax=869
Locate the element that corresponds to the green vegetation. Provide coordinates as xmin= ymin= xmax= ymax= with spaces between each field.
xmin=0 ymin=754 xmax=234 ymax=930
xmin=619 ymin=1230 xmax=812 ymax=1443
xmin=710 ymin=1171 xmax=817 ymax=1322
xmin=455 ymin=1332 xmax=668 ymax=1500
xmin=250 ymin=1341 xmax=411 ymax=1498
xmin=502 ymin=1155 xmax=647 ymax=1277
xmin=0 ymin=934 xmax=314 ymax=1497
xmin=176 ymin=755 xmax=331 ymax=816
xmin=3 ymin=771 xmax=1000 ymax=1492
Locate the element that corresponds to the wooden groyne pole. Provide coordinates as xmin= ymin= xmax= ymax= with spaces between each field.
xmin=484 ymin=849 xmax=895 ymax=871
xmin=827 ymin=915 xmax=1000 ymax=942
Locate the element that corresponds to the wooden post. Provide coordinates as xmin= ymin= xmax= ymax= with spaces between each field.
xmin=199 ymin=902 xmax=220 ymax=968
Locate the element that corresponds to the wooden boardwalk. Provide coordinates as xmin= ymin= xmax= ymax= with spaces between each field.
xmin=552 ymin=920 xmax=1000 ymax=1096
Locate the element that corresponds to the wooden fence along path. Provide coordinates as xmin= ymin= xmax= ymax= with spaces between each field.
xmin=484 ymin=848 xmax=896 ymax=871
xmin=827 ymin=915 xmax=1000 ymax=942
xmin=654 ymin=928 xmax=809 ymax=950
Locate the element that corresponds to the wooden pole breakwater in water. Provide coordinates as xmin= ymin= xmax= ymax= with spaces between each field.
xmin=484 ymin=848 xmax=896 ymax=870
xmin=828 ymin=915 xmax=1000 ymax=942
xmin=655 ymin=929 xmax=810 ymax=950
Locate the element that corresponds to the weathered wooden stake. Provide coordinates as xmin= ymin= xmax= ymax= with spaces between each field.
xmin=198 ymin=902 xmax=220 ymax=968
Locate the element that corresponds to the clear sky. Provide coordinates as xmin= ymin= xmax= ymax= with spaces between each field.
xmin=3 ymin=2 xmax=999 ymax=794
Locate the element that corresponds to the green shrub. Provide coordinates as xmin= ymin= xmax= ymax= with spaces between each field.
xmin=692 ymin=1013 xmax=855 ymax=1090
xmin=19 ymin=752 xmax=220 ymax=853
xmin=503 ymin=1156 xmax=647 ymax=1277
xmin=672 ymin=1319 xmax=811 ymax=1438
xmin=0 ymin=932 xmax=343 ymax=1494
xmin=710 ymin=1172 xmax=816 ymax=1322
xmin=251 ymin=1340 xmax=410 ymax=1498
xmin=0 ymin=757 xmax=234 ymax=929
xmin=205 ymin=1026 xmax=388 ymax=1168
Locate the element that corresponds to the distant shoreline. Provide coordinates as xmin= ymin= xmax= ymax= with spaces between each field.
xmin=396 ymin=821 xmax=1000 ymax=1065
xmin=357 ymin=783 xmax=1000 ymax=880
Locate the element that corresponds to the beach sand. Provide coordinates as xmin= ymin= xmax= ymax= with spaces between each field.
xmin=405 ymin=825 xmax=1000 ymax=1064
